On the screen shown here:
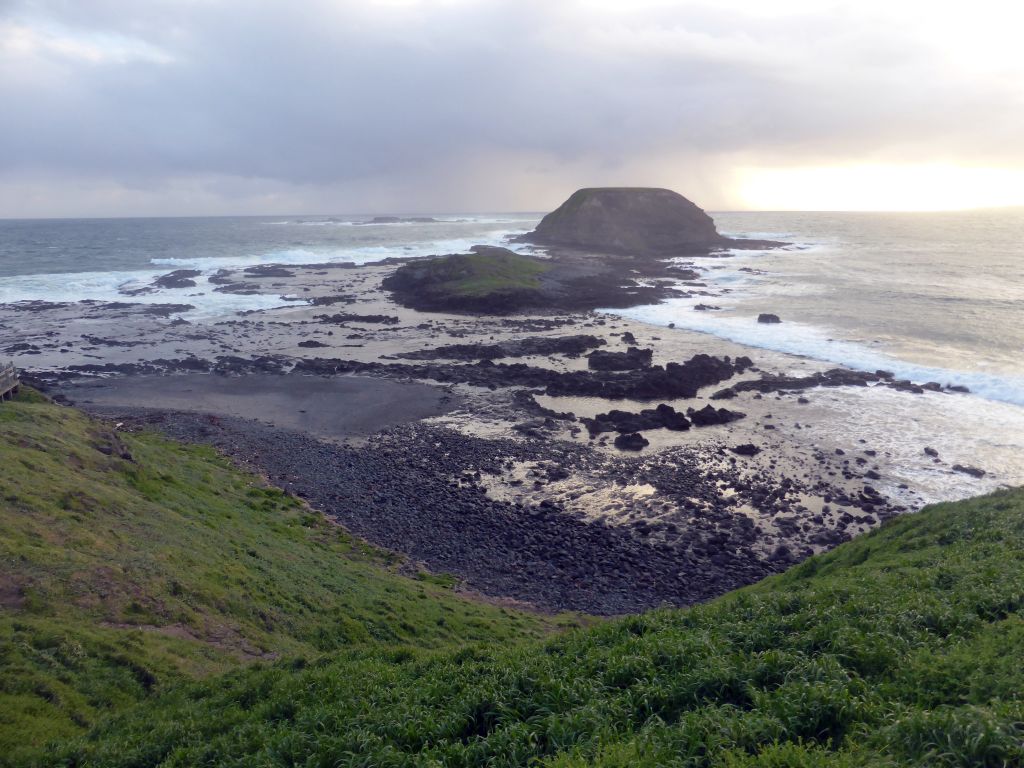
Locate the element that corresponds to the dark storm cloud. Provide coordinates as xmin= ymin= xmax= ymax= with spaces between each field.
xmin=1 ymin=0 xmax=1022 ymax=214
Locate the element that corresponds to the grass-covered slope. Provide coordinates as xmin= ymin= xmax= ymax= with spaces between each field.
xmin=0 ymin=392 xmax=566 ymax=760
xmin=37 ymin=483 xmax=1024 ymax=764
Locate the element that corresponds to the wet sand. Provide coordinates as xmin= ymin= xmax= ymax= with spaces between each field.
xmin=63 ymin=373 xmax=458 ymax=439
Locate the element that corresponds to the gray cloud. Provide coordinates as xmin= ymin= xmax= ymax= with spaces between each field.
xmin=1 ymin=0 xmax=1022 ymax=215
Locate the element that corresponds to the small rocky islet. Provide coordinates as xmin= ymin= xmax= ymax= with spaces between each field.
xmin=382 ymin=187 xmax=784 ymax=314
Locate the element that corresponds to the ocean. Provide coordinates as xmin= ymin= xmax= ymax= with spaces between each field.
xmin=0 ymin=214 xmax=540 ymax=318
xmin=618 ymin=210 xmax=1024 ymax=408
xmin=1 ymin=209 xmax=1022 ymax=499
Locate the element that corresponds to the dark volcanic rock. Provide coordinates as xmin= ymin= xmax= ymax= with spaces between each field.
xmin=524 ymin=188 xmax=725 ymax=255
xmin=207 ymin=269 xmax=235 ymax=285
xmin=687 ymin=405 xmax=746 ymax=426
xmin=395 ymin=335 xmax=605 ymax=361
xmin=582 ymin=404 xmax=691 ymax=436
xmin=614 ymin=432 xmax=649 ymax=451
xmin=212 ymin=282 xmax=261 ymax=295
xmin=654 ymin=403 xmax=693 ymax=431
xmin=297 ymin=340 xmax=329 ymax=348
xmin=952 ymin=464 xmax=986 ymax=478
xmin=586 ymin=346 xmax=653 ymax=371
xmin=583 ymin=409 xmax=656 ymax=436
xmin=153 ymin=270 xmax=201 ymax=289
xmin=545 ymin=354 xmax=751 ymax=399
xmin=139 ymin=304 xmax=195 ymax=317
xmin=712 ymin=368 xmax=883 ymax=399
xmin=5 ymin=342 xmax=38 ymax=354
xmin=315 ymin=313 xmax=400 ymax=325
xmin=121 ymin=270 xmax=201 ymax=295
xmin=244 ymin=265 xmax=295 ymax=278
xmin=711 ymin=366 xmax=960 ymax=400
xmin=4 ymin=300 xmax=72 ymax=312
xmin=309 ymin=294 xmax=356 ymax=306
xmin=731 ymin=443 xmax=761 ymax=456
xmin=81 ymin=335 xmax=151 ymax=348
xmin=757 ymin=313 xmax=782 ymax=324
xmin=292 ymin=353 xmax=752 ymax=402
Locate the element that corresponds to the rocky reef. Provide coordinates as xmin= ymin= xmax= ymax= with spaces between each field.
xmin=382 ymin=245 xmax=688 ymax=314
xmin=381 ymin=247 xmax=553 ymax=312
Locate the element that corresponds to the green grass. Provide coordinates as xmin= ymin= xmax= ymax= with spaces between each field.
xmin=0 ymin=391 xmax=570 ymax=761
xmin=384 ymin=249 xmax=552 ymax=304
xmin=6 ymin=389 xmax=1024 ymax=767
xmin=440 ymin=252 xmax=550 ymax=297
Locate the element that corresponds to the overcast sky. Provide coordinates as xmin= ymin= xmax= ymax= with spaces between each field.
xmin=2 ymin=0 xmax=1023 ymax=216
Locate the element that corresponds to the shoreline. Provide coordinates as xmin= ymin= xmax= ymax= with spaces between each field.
xmin=81 ymin=404 xmax=886 ymax=615
xmin=3 ymin=244 xmax=1016 ymax=614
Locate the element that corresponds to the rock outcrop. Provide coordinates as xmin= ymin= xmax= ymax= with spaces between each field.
xmin=523 ymin=188 xmax=723 ymax=256
xmin=521 ymin=187 xmax=786 ymax=257
xmin=381 ymin=245 xmax=687 ymax=314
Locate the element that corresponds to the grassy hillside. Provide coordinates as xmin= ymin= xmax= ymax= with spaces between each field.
xmin=5 ymin=390 xmax=1024 ymax=767
xmin=0 ymin=391 xmax=568 ymax=761
xmin=31 ymin=479 xmax=1024 ymax=763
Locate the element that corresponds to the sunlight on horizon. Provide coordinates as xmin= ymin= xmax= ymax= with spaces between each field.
xmin=735 ymin=164 xmax=1024 ymax=212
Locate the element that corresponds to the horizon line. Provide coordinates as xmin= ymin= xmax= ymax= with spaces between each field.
xmin=3 ymin=205 xmax=1024 ymax=222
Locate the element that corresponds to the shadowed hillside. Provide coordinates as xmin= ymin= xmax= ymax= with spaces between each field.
xmin=0 ymin=390 xmax=570 ymax=760
xmin=12 ymin=402 xmax=1022 ymax=766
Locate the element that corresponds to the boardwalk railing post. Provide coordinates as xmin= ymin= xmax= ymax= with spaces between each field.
xmin=0 ymin=361 xmax=19 ymax=401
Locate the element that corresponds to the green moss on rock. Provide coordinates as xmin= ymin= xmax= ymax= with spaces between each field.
xmin=382 ymin=247 xmax=553 ymax=311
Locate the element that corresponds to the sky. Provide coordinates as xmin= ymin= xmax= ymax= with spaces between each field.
xmin=2 ymin=0 xmax=1023 ymax=217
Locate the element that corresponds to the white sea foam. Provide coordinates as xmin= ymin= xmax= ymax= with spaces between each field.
xmin=149 ymin=230 xmax=531 ymax=271
xmin=785 ymin=383 xmax=1024 ymax=503
xmin=0 ymin=229 xmax=536 ymax=320
xmin=269 ymin=216 xmax=528 ymax=227
xmin=0 ymin=268 xmax=296 ymax=320
xmin=609 ymin=297 xmax=1024 ymax=407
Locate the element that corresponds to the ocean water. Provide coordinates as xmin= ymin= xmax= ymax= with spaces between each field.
xmin=0 ymin=214 xmax=541 ymax=318
xmin=614 ymin=210 xmax=1024 ymax=408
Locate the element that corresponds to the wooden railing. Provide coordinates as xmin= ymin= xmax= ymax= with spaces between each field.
xmin=0 ymin=361 xmax=19 ymax=400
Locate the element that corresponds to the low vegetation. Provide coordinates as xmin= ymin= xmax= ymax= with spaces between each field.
xmin=4 ymin=390 xmax=1024 ymax=767
xmin=0 ymin=391 xmax=567 ymax=761
xmin=382 ymin=247 xmax=552 ymax=311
